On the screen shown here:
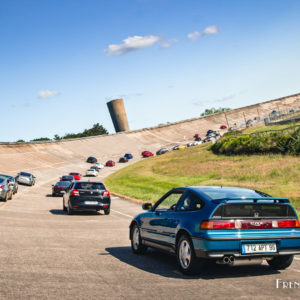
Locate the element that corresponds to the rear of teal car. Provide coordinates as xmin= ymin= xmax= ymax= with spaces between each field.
xmin=192 ymin=198 xmax=300 ymax=268
xmin=130 ymin=186 xmax=300 ymax=274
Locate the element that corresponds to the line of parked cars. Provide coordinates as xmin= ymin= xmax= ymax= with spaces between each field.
xmin=86 ymin=154 xmax=133 ymax=170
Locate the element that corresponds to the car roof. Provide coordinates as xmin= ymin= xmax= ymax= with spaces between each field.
xmin=172 ymin=186 xmax=266 ymax=200
xmin=74 ymin=180 xmax=104 ymax=184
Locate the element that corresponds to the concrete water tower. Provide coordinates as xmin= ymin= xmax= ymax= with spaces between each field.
xmin=106 ymin=98 xmax=130 ymax=133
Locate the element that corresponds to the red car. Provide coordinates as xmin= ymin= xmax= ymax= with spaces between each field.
xmin=106 ymin=160 xmax=115 ymax=167
xmin=193 ymin=134 xmax=199 ymax=138
xmin=142 ymin=151 xmax=154 ymax=158
xmin=220 ymin=125 xmax=227 ymax=129
xmin=69 ymin=172 xmax=81 ymax=180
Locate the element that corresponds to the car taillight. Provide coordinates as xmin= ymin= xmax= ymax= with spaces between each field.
xmin=103 ymin=190 xmax=110 ymax=197
xmin=71 ymin=190 xmax=80 ymax=196
xmin=0 ymin=185 xmax=4 ymax=190
xmin=201 ymin=219 xmax=300 ymax=230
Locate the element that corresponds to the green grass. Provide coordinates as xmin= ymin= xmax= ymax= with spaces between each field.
xmin=104 ymin=145 xmax=300 ymax=214
xmin=243 ymin=121 xmax=300 ymax=134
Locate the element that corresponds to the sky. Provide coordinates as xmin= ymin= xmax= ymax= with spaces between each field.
xmin=1 ymin=0 xmax=300 ymax=141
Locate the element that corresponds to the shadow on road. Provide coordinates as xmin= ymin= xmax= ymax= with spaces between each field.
xmin=105 ymin=246 xmax=280 ymax=279
xmin=49 ymin=209 xmax=102 ymax=216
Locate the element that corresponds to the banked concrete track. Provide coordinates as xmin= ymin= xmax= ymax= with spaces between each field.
xmin=1 ymin=93 xmax=300 ymax=180
xmin=1 ymin=93 xmax=300 ymax=300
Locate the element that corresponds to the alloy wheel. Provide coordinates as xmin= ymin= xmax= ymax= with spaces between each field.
xmin=179 ymin=239 xmax=191 ymax=269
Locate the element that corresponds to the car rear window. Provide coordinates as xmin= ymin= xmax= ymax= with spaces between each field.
xmin=199 ymin=187 xmax=266 ymax=200
xmin=74 ymin=182 xmax=105 ymax=190
xmin=62 ymin=176 xmax=73 ymax=180
xmin=212 ymin=204 xmax=296 ymax=219
xmin=19 ymin=172 xmax=31 ymax=177
xmin=56 ymin=181 xmax=71 ymax=187
xmin=0 ymin=178 xmax=4 ymax=184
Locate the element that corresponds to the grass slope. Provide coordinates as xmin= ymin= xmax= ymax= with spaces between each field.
xmin=105 ymin=145 xmax=300 ymax=213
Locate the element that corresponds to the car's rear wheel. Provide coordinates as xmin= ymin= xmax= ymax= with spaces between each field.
xmin=131 ymin=224 xmax=147 ymax=254
xmin=4 ymin=192 xmax=8 ymax=202
xmin=104 ymin=207 xmax=110 ymax=215
xmin=67 ymin=202 xmax=73 ymax=215
xmin=176 ymin=234 xmax=201 ymax=275
xmin=267 ymin=255 xmax=294 ymax=270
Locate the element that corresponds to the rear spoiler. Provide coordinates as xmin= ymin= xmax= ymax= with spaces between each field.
xmin=211 ymin=197 xmax=290 ymax=204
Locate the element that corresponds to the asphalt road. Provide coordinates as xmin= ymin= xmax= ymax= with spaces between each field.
xmin=0 ymin=176 xmax=300 ymax=299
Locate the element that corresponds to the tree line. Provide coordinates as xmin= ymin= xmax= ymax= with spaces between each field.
xmin=16 ymin=123 xmax=108 ymax=142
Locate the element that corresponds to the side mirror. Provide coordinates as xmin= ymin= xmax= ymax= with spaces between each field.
xmin=142 ymin=203 xmax=152 ymax=210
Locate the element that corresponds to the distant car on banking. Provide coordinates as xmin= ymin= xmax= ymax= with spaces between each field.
xmin=105 ymin=160 xmax=115 ymax=167
xmin=86 ymin=157 xmax=97 ymax=163
xmin=52 ymin=181 xmax=72 ymax=196
xmin=119 ymin=157 xmax=128 ymax=163
xmin=156 ymin=148 xmax=169 ymax=155
xmin=69 ymin=172 xmax=81 ymax=180
xmin=16 ymin=172 xmax=35 ymax=186
xmin=85 ymin=168 xmax=98 ymax=177
xmin=124 ymin=153 xmax=133 ymax=159
xmin=60 ymin=175 xmax=75 ymax=182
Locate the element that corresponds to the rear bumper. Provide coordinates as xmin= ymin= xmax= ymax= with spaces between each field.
xmin=192 ymin=235 xmax=300 ymax=259
xmin=72 ymin=202 xmax=110 ymax=211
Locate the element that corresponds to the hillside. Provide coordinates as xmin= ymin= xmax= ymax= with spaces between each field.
xmin=104 ymin=144 xmax=300 ymax=213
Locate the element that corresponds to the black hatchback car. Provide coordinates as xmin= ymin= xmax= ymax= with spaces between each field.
xmin=63 ymin=181 xmax=111 ymax=215
xmin=87 ymin=156 xmax=97 ymax=163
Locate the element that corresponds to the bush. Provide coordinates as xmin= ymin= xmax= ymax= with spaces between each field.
xmin=211 ymin=128 xmax=300 ymax=155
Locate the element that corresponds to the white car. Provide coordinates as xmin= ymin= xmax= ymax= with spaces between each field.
xmin=85 ymin=169 xmax=98 ymax=177
xmin=93 ymin=163 xmax=104 ymax=169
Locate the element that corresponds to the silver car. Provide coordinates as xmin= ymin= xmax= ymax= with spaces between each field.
xmin=0 ymin=177 xmax=13 ymax=201
xmin=16 ymin=172 xmax=36 ymax=186
xmin=0 ymin=174 xmax=18 ymax=194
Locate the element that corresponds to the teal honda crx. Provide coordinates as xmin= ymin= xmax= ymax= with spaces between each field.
xmin=129 ymin=186 xmax=300 ymax=274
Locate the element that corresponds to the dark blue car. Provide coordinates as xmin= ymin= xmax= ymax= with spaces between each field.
xmin=124 ymin=153 xmax=133 ymax=159
xmin=130 ymin=186 xmax=300 ymax=274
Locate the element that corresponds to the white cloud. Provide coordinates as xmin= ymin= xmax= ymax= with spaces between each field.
xmin=105 ymin=35 xmax=161 ymax=56
xmin=188 ymin=26 xmax=219 ymax=41
xmin=159 ymin=38 xmax=179 ymax=48
xmin=37 ymin=90 xmax=60 ymax=99
xmin=187 ymin=31 xmax=200 ymax=41
xmin=202 ymin=25 xmax=219 ymax=35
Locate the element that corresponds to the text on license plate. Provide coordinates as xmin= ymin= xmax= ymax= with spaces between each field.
xmin=242 ymin=243 xmax=277 ymax=254
xmin=84 ymin=201 xmax=98 ymax=205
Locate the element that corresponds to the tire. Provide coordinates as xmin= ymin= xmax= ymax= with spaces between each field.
xmin=267 ymin=255 xmax=294 ymax=270
xmin=131 ymin=224 xmax=147 ymax=254
xmin=176 ymin=234 xmax=201 ymax=275
xmin=8 ymin=191 xmax=12 ymax=200
xmin=52 ymin=192 xmax=55 ymax=197
xmin=63 ymin=201 xmax=67 ymax=212
xmin=4 ymin=192 xmax=8 ymax=202
xmin=67 ymin=202 xmax=73 ymax=215
xmin=104 ymin=207 xmax=110 ymax=215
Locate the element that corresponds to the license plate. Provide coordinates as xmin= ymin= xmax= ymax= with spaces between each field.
xmin=242 ymin=243 xmax=277 ymax=254
xmin=84 ymin=201 xmax=98 ymax=205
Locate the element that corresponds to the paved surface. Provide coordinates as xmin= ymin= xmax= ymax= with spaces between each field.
xmin=0 ymin=173 xmax=300 ymax=299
